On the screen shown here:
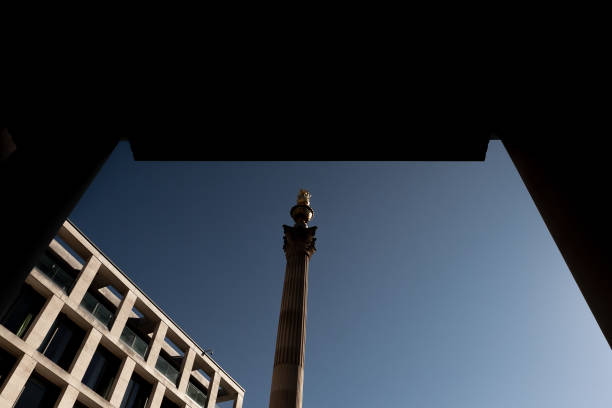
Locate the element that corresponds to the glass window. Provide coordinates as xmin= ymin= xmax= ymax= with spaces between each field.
xmin=0 ymin=284 xmax=46 ymax=338
xmin=82 ymin=346 xmax=121 ymax=399
xmin=0 ymin=347 xmax=16 ymax=389
xmin=155 ymin=352 xmax=180 ymax=385
xmin=36 ymin=250 xmax=78 ymax=293
xmin=80 ymin=291 xmax=114 ymax=328
xmin=14 ymin=372 xmax=61 ymax=408
xmin=160 ymin=398 xmax=181 ymax=408
xmin=38 ymin=314 xmax=86 ymax=371
xmin=186 ymin=378 xmax=208 ymax=407
xmin=120 ymin=326 xmax=149 ymax=358
xmin=120 ymin=372 xmax=153 ymax=408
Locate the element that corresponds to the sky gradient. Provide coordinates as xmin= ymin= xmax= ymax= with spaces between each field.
xmin=68 ymin=141 xmax=612 ymax=407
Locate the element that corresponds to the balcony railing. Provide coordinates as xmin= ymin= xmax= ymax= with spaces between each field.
xmin=186 ymin=380 xmax=223 ymax=408
xmin=155 ymin=354 xmax=180 ymax=385
xmin=186 ymin=381 xmax=207 ymax=407
xmin=120 ymin=325 xmax=149 ymax=358
xmin=36 ymin=252 xmax=76 ymax=294
xmin=80 ymin=292 xmax=114 ymax=328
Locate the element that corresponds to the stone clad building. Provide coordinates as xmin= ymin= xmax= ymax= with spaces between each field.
xmin=0 ymin=220 xmax=244 ymax=408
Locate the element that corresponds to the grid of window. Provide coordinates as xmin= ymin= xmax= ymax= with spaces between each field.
xmin=0 ymin=222 xmax=244 ymax=408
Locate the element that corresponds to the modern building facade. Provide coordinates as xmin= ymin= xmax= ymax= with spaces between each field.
xmin=0 ymin=220 xmax=244 ymax=408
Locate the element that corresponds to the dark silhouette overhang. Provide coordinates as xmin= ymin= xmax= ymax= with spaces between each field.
xmin=3 ymin=129 xmax=612 ymax=351
xmin=128 ymin=136 xmax=492 ymax=161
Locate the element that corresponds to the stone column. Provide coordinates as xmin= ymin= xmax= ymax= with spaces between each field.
xmin=269 ymin=190 xmax=317 ymax=408
xmin=24 ymin=294 xmax=64 ymax=348
xmin=146 ymin=320 xmax=168 ymax=367
xmin=54 ymin=384 xmax=79 ymax=408
xmin=0 ymin=353 xmax=36 ymax=405
xmin=109 ymin=357 xmax=136 ymax=406
xmin=68 ymin=255 xmax=101 ymax=304
xmin=110 ymin=290 xmax=137 ymax=338
xmin=177 ymin=348 xmax=196 ymax=393
xmin=205 ymin=371 xmax=221 ymax=408
xmin=145 ymin=381 xmax=166 ymax=408
xmin=69 ymin=327 xmax=103 ymax=381
xmin=233 ymin=393 xmax=244 ymax=408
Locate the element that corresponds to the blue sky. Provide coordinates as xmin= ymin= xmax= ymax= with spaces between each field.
xmin=69 ymin=141 xmax=612 ymax=407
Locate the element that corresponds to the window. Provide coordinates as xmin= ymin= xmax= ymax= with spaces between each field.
xmin=160 ymin=398 xmax=181 ymax=408
xmin=38 ymin=314 xmax=86 ymax=371
xmin=0 ymin=347 xmax=16 ymax=388
xmin=186 ymin=377 xmax=208 ymax=407
xmin=155 ymin=351 xmax=180 ymax=385
xmin=14 ymin=372 xmax=61 ymax=408
xmin=120 ymin=325 xmax=149 ymax=358
xmin=36 ymin=249 xmax=78 ymax=293
xmin=82 ymin=346 xmax=121 ymax=399
xmin=0 ymin=284 xmax=46 ymax=338
xmin=120 ymin=372 xmax=153 ymax=408
xmin=80 ymin=291 xmax=115 ymax=328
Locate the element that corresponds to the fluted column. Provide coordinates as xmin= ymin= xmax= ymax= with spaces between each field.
xmin=270 ymin=190 xmax=317 ymax=408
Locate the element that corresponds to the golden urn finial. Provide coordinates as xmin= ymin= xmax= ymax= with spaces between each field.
xmin=297 ymin=189 xmax=311 ymax=206
xmin=290 ymin=189 xmax=314 ymax=227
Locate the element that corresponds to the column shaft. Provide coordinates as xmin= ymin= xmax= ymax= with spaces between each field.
xmin=274 ymin=255 xmax=308 ymax=367
xmin=146 ymin=321 xmax=168 ymax=367
xmin=145 ymin=381 xmax=166 ymax=408
xmin=54 ymin=384 xmax=79 ymax=408
xmin=109 ymin=357 xmax=136 ymax=406
xmin=0 ymin=354 xmax=36 ymax=405
xmin=270 ymin=225 xmax=315 ymax=408
xmin=177 ymin=348 xmax=196 ymax=393
xmin=24 ymin=294 xmax=64 ymax=348
xmin=205 ymin=371 xmax=221 ymax=408
xmin=233 ymin=393 xmax=244 ymax=408
xmin=110 ymin=290 xmax=137 ymax=338
xmin=270 ymin=255 xmax=308 ymax=408
xmin=69 ymin=327 xmax=103 ymax=381
xmin=68 ymin=255 xmax=101 ymax=304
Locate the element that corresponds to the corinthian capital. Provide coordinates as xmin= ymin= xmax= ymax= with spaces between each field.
xmin=283 ymin=225 xmax=317 ymax=258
